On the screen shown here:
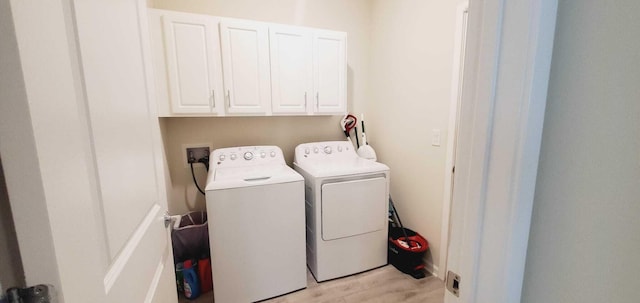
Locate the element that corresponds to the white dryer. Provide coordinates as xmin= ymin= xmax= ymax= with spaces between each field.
xmin=294 ymin=141 xmax=390 ymax=282
xmin=206 ymin=146 xmax=306 ymax=302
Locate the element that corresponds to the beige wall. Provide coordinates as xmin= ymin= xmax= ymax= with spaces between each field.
xmin=0 ymin=158 xmax=25 ymax=288
xmin=367 ymin=0 xmax=465 ymax=274
xmin=522 ymin=1 xmax=640 ymax=302
xmin=149 ymin=0 xmax=373 ymax=214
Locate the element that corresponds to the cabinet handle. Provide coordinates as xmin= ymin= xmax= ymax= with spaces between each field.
xmin=210 ymin=90 xmax=215 ymax=109
xmin=316 ymin=92 xmax=319 ymax=109
xmin=226 ymin=89 xmax=231 ymax=107
xmin=304 ymin=92 xmax=307 ymax=108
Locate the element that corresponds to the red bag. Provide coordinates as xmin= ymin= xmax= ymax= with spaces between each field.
xmin=197 ymin=257 xmax=213 ymax=293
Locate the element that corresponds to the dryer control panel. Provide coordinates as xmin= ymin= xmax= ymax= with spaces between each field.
xmin=294 ymin=141 xmax=357 ymax=164
xmin=211 ymin=146 xmax=285 ymax=168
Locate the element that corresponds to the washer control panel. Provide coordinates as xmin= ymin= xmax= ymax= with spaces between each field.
xmin=211 ymin=146 xmax=285 ymax=168
xmin=294 ymin=141 xmax=357 ymax=163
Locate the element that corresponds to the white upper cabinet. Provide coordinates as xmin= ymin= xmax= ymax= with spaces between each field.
xmin=147 ymin=9 xmax=347 ymax=117
xmin=160 ymin=12 xmax=224 ymax=114
xmin=270 ymin=26 xmax=347 ymax=115
xmin=269 ymin=25 xmax=313 ymax=115
xmin=219 ymin=20 xmax=271 ymax=115
xmin=313 ymin=30 xmax=347 ymax=114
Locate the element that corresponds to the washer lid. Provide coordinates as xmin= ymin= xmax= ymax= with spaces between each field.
xmin=205 ymin=164 xmax=303 ymax=190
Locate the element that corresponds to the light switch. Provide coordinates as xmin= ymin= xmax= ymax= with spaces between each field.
xmin=432 ymin=129 xmax=441 ymax=147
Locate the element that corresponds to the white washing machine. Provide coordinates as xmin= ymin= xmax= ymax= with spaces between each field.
xmin=206 ymin=146 xmax=306 ymax=302
xmin=294 ymin=141 xmax=390 ymax=282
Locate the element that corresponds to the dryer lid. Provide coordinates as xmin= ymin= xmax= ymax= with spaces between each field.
xmin=293 ymin=141 xmax=389 ymax=177
xmin=205 ymin=164 xmax=303 ymax=191
xmin=294 ymin=157 xmax=389 ymax=178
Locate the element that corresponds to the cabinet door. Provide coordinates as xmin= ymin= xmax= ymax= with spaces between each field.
xmin=162 ymin=13 xmax=224 ymax=114
xmin=313 ymin=30 xmax=347 ymax=114
xmin=269 ymin=25 xmax=313 ymax=114
xmin=220 ymin=20 xmax=271 ymax=115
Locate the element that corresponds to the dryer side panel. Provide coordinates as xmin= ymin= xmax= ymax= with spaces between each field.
xmin=321 ymin=177 xmax=387 ymax=241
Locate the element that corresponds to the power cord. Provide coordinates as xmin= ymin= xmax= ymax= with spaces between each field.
xmin=198 ymin=157 xmax=210 ymax=171
xmin=189 ymin=155 xmax=209 ymax=195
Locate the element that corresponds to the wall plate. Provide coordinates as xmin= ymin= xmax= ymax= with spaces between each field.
xmin=181 ymin=143 xmax=213 ymax=168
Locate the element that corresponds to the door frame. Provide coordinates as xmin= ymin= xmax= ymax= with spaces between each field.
xmin=444 ymin=0 xmax=557 ymax=302
xmin=439 ymin=0 xmax=469 ymax=280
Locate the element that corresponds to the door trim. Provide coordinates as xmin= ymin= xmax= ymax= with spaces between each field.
xmin=444 ymin=0 xmax=558 ymax=302
xmin=439 ymin=0 xmax=469 ymax=280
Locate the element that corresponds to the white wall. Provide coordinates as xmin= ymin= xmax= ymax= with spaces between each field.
xmin=522 ymin=1 xmax=640 ymax=302
xmin=367 ymin=0 xmax=466 ymax=275
xmin=148 ymin=0 xmax=373 ymax=214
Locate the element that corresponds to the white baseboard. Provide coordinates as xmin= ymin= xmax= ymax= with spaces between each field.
xmin=424 ymin=258 xmax=441 ymax=279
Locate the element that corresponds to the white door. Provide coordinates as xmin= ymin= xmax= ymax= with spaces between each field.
xmin=1 ymin=1 xmax=177 ymax=302
xmin=71 ymin=1 xmax=176 ymax=301
xmin=269 ymin=25 xmax=313 ymax=115
xmin=220 ymin=20 xmax=271 ymax=115
xmin=162 ymin=12 xmax=224 ymax=114
xmin=313 ymin=30 xmax=347 ymax=114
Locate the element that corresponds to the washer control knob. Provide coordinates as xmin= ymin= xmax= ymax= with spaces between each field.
xmin=230 ymin=153 xmax=237 ymax=160
xmin=313 ymin=147 xmax=319 ymax=153
xmin=219 ymin=154 xmax=226 ymax=161
xmin=260 ymin=151 xmax=266 ymax=158
xmin=324 ymin=146 xmax=332 ymax=154
xmin=243 ymin=152 xmax=253 ymax=161
xmin=270 ymin=151 xmax=276 ymax=158
xmin=304 ymin=148 xmax=310 ymax=155
xmin=337 ymin=146 xmax=343 ymax=152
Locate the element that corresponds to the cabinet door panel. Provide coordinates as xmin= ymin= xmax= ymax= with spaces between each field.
xmin=270 ymin=26 xmax=312 ymax=114
xmin=162 ymin=13 xmax=223 ymax=114
xmin=220 ymin=21 xmax=271 ymax=114
xmin=314 ymin=31 xmax=347 ymax=114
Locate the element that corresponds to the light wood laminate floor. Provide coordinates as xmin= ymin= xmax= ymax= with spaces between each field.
xmin=179 ymin=265 xmax=444 ymax=303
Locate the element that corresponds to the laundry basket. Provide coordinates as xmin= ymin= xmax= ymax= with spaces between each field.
xmin=171 ymin=211 xmax=210 ymax=263
xmin=170 ymin=211 xmax=212 ymax=298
